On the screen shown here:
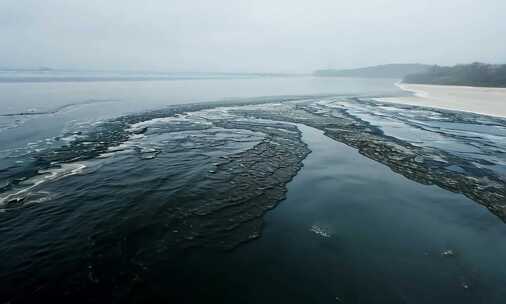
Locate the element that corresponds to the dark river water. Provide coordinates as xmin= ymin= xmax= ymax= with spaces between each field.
xmin=1 ymin=76 xmax=505 ymax=303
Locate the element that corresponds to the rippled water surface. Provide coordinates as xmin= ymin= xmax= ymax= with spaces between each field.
xmin=1 ymin=77 xmax=505 ymax=303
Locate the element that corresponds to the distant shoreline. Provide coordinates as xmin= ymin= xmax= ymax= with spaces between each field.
xmin=376 ymin=83 xmax=506 ymax=118
xmin=0 ymin=71 xmax=306 ymax=83
xmin=401 ymin=63 xmax=506 ymax=88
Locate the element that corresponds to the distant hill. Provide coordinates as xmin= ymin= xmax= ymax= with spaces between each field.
xmin=402 ymin=63 xmax=506 ymax=87
xmin=313 ymin=64 xmax=431 ymax=78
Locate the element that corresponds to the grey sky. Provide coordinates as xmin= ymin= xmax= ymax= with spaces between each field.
xmin=1 ymin=0 xmax=505 ymax=73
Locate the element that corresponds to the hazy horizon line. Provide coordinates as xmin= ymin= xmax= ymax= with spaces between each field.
xmin=1 ymin=61 xmax=505 ymax=75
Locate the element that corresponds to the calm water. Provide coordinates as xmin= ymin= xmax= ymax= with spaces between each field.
xmin=1 ymin=76 xmax=505 ymax=303
xmin=219 ymin=125 xmax=506 ymax=303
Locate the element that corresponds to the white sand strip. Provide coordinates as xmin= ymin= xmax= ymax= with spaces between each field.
xmin=377 ymin=83 xmax=506 ymax=118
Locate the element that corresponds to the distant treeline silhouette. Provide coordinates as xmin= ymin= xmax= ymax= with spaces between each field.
xmin=313 ymin=64 xmax=430 ymax=78
xmin=403 ymin=63 xmax=506 ymax=87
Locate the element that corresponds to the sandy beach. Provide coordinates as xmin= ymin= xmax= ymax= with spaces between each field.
xmin=377 ymin=83 xmax=506 ymax=118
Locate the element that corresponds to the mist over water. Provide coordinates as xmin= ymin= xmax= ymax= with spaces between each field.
xmin=2 ymin=0 xmax=506 ymax=71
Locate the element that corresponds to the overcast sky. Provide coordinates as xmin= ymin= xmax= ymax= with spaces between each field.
xmin=1 ymin=0 xmax=505 ymax=73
